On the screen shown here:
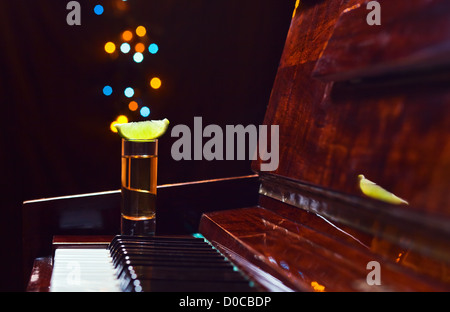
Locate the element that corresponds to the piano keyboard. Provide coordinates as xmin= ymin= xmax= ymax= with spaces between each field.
xmin=50 ymin=235 xmax=256 ymax=292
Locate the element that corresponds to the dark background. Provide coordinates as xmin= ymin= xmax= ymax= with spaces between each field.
xmin=0 ymin=0 xmax=293 ymax=290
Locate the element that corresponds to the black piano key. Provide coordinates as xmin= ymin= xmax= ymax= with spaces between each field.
xmin=122 ymin=265 xmax=249 ymax=282
xmin=108 ymin=235 xmax=256 ymax=292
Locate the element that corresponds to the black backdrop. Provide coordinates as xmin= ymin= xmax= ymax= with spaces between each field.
xmin=0 ymin=0 xmax=293 ymax=290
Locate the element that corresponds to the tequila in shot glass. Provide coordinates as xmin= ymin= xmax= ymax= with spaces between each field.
xmin=121 ymin=138 xmax=158 ymax=235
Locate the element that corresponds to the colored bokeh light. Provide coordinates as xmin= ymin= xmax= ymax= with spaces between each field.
xmin=148 ymin=43 xmax=159 ymax=54
xmin=110 ymin=115 xmax=128 ymax=133
xmin=136 ymin=26 xmax=147 ymax=37
xmin=122 ymin=30 xmax=133 ymax=41
xmin=124 ymin=87 xmax=135 ymax=98
xmin=133 ymin=52 xmax=144 ymax=63
xmin=103 ymin=85 xmax=113 ymax=96
xmin=150 ymin=77 xmax=161 ymax=89
xmin=120 ymin=42 xmax=131 ymax=53
xmin=128 ymin=101 xmax=138 ymax=111
xmin=140 ymin=106 xmax=150 ymax=117
xmin=104 ymin=42 xmax=116 ymax=54
xmin=110 ymin=121 xmax=118 ymax=133
xmin=117 ymin=115 xmax=128 ymax=124
xmin=94 ymin=4 xmax=104 ymax=15
xmin=135 ymin=43 xmax=145 ymax=53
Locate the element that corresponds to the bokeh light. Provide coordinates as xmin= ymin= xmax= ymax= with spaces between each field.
xmin=140 ymin=106 xmax=150 ymax=117
xmin=136 ymin=26 xmax=147 ymax=37
xmin=133 ymin=52 xmax=144 ymax=63
xmin=124 ymin=87 xmax=135 ymax=98
xmin=110 ymin=115 xmax=128 ymax=133
xmin=117 ymin=115 xmax=128 ymax=124
xmin=148 ymin=43 xmax=159 ymax=54
xmin=110 ymin=121 xmax=118 ymax=133
xmin=128 ymin=101 xmax=138 ymax=111
xmin=94 ymin=4 xmax=104 ymax=15
xmin=150 ymin=77 xmax=161 ymax=89
xmin=103 ymin=85 xmax=113 ymax=96
xmin=122 ymin=30 xmax=133 ymax=41
xmin=104 ymin=42 xmax=116 ymax=54
xmin=120 ymin=42 xmax=131 ymax=53
xmin=135 ymin=43 xmax=145 ymax=53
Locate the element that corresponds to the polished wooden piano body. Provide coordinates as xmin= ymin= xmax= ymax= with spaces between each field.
xmin=24 ymin=0 xmax=450 ymax=291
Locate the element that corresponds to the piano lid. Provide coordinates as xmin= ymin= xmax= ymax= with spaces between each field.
xmin=251 ymin=0 xmax=450 ymax=224
xmin=234 ymin=0 xmax=450 ymax=289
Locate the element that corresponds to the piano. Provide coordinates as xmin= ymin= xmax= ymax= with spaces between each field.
xmin=24 ymin=0 xmax=450 ymax=292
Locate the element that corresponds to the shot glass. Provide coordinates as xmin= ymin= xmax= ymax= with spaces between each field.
xmin=121 ymin=138 xmax=158 ymax=235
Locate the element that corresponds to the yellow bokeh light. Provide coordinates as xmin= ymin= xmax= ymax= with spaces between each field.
xmin=150 ymin=77 xmax=162 ymax=89
xmin=110 ymin=115 xmax=129 ymax=133
xmin=135 ymin=43 xmax=145 ymax=53
xmin=136 ymin=26 xmax=147 ymax=37
xmin=117 ymin=115 xmax=129 ymax=124
xmin=104 ymin=42 xmax=116 ymax=54
xmin=128 ymin=101 xmax=138 ymax=111
xmin=110 ymin=121 xmax=118 ymax=133
xmin=122 ymin=30 xmax=133 ymax=42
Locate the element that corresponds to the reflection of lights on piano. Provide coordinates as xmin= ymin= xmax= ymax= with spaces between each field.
xmin=103 ymin=85 xmax=113 ymax=96
xmin=124 ymin=87 xmax=135 ymax=98
xmin=122 ymin=30 xmax=133 ymax=42
xmin=148 ymin=43 xmax=159 ymax=54
xmin=133 ymin=52 xmax=144 ymax=63
xmin=104 ymin=42 xmax=116 ymax=54
xmin=395 ymin=251 xmax=404 ymax=263
xmin=136 ymin=26 xmax=147 ymax=37
xmin=120 ymin=42 xmax=131 ymax=54
xmin=94 ymin=4 xmax=104 ymax=15
xmin=128 ymin=101 xmax=138 ymax=111
xmin=150 ymin=77 xmax=161 ymax=89
xmin=279 ymin=260 xmax=289 ymax=270
xmin=140 ymin=106 xmax=150 ymax=118
xmin=135 ymin=43 xmax=145 ymax=53
xmin=311 ymin=281 xmax=325 ymax=292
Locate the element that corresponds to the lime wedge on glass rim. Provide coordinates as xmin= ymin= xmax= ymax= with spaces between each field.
xmin=114 ymin=118 xmax=170 ymax=141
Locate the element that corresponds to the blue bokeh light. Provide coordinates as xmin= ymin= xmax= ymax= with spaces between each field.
xmin=140 ymin=106 xmax=150 ymax=117
xmin=133 ymin=52 xmax=144 ymax=63
xmin=148 ymin=43 xmax=159 ymax=54
xmin=120 ymin=43 xmax=131 ymax=54
xmin=103 ymin=85 xmax=113 ymax=96
xmin=124 ymin=87 xmax=134 ymax=98
xmin=94 ymin=4 xmax=104 ymax=15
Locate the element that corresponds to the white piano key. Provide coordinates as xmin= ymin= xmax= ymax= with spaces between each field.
xmin=50 ymin=248 xmax=121 ymax=292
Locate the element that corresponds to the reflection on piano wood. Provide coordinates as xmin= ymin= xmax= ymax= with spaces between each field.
xmin=24 ymin=0 xmax=450 ymax=291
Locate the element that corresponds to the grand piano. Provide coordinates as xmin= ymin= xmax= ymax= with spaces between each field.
xmin=24 ymin=0 xmax=450 ymax=292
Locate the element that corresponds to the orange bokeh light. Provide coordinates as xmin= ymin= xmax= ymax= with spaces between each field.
xmin=122 ymin=30 xmax=133 ymax=42
xmin=128 ymin=101 xmax=138 ymax=111
xmin=135 ymin=43 xmax=145 ymax=53
xmin=136 ymin=26 xmax=147 ymax=37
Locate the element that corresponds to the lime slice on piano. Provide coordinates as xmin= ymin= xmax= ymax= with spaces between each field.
xmin=114 ymin=118 xmax=170 ymax=140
